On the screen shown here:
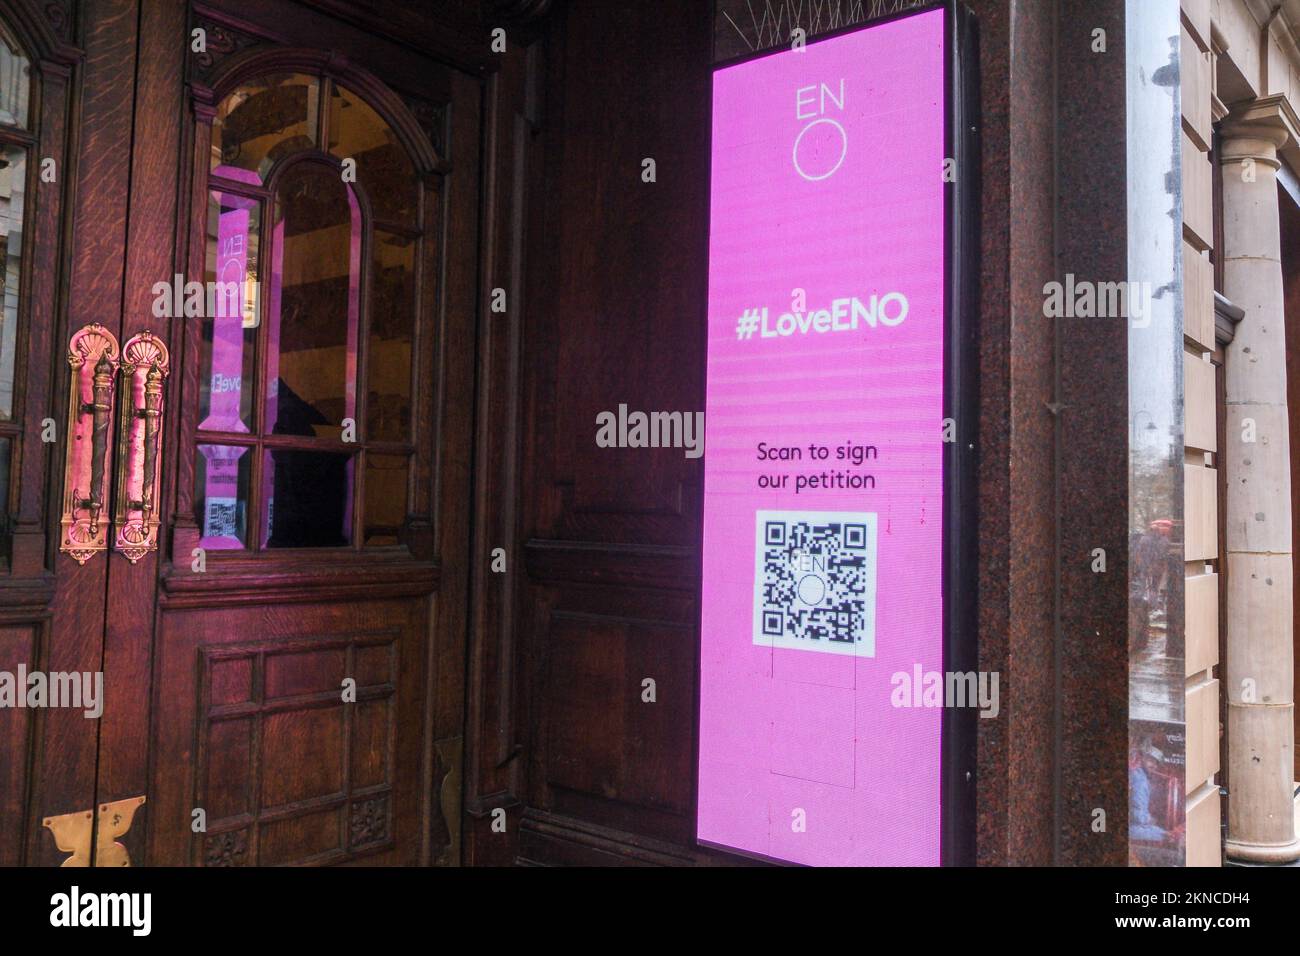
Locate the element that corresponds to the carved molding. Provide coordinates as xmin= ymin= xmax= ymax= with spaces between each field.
xmin=400 ymin=95 xmax=449 ymax=160
xmin=41 ymin=0 xmax=72 ymax=43
xmin=204 ymin=829 xmax=249 ymax=867
xmin=0 ymin=0 xmax=81 ymax=66
xmin=349 ymin=794 xmax=391 ymax=846
xmin=189 ymin=46 xmax=446 ymax=175
xmin=1215 ymin=291 xmax=1246 ymax=347
xmin=1220 ymin=94 xmax=1300 ymax=170
xmin=189 ymin=15 xmax=265 ymax=87
xmin=160 ymin=552 xmax=439 ymax=608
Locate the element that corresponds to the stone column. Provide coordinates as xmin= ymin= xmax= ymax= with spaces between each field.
xmin=1218 ymin=109 xmax=1300 ymax=863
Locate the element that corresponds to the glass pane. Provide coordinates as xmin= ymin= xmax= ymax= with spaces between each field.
xmin=363 ymin=454 xmax=408 ymax=546
xmin=196 ymin=444 xmax=251 ymax=550
xmin=0 ymin=145 xmax=24 ymax=420
xmin=212 ymin=74 xmax=319 ymax=184
xmin=327 ymin=84 xmax=416 ymax=225
xmin=200 ymin=188 xmax=258 ymax=431
xmin=267 ymin=162 xmax=360 ymax=437
xmin=368 ymin=231 xmax=414 ymax=441
xmin=0 ymin=26 xmax=30 ymax=127
xmin=263 ymin=449 xmax=353 ymax=548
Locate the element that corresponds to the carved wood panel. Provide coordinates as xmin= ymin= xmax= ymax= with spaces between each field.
xmin=150 ymin=598 xmax=429 ymax=866
xmin=542 ymin=607 xmax=694 ymax=821
xmin=194 ymin=630 xmax=399 ymax=865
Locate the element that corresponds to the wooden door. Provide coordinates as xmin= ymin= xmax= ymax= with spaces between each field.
xmin=0 ymin=0 xmax=484 ymax=867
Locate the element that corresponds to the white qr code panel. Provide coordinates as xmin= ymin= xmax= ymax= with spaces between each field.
xmin=205 ymin=498 xmax=239 ymax=538
xmin=753 ymin=510 xmax=878 ymax=657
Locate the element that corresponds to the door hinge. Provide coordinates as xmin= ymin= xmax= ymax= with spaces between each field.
xmin=43 ymin=795 xmax=146 ymax=867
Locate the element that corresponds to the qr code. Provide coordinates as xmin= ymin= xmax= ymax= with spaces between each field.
xmin=205 ymin=500 xmax=239 ymax=538
xmin=753 ymin=510 xmax=877 ymax=657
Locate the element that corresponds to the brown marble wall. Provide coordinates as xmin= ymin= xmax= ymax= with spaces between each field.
xmin=967 ymin=0 xmax=1132 ymax=867
xmin=968 ymin=0 xmax=1057 ymax=867
xmin=1054 ymin=0 xmax=1131 ymax=867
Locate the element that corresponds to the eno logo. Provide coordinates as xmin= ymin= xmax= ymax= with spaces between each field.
xmin=793 ymin=80 xmax=845 ymax=182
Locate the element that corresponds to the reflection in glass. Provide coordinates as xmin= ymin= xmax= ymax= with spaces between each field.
xmin=364 ymin=454 xmax=408 ymax=546
xmin=196 ymin=444 xmax=251 ymax=550
xmin=200 ymin=189 xmax=259 ymax=431
xmin=0 ymin=26 xmax=29 ymax=128
xmin=0 ymin=145 xmax=24 ymax=420
xmin=263 ymin=449 xmax=353 ymax=548
xmin=327 ymin=84 xmax=417 ymax=224
xmin=0 ymin=437 xmax=10 ymax=549
xmin=1125 ymin=1 xmax=1185 ymax=868
xmin=211 ymin=74 xmax=319 ymax=184
xmin=368 ymin=230 xmax=414 ymax=441
xmin=267 ymin=163 xmax=360 ymax=437
xmin=195 ymin=71 xmax=427 ymax=553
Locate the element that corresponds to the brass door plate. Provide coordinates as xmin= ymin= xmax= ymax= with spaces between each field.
xmin=41 ymin=808 xmax=94 ymax=867
xmin=96 ymin=795 xmax=146 ymax=867
xmin=42 ymin=795 xmax=146 ymax=867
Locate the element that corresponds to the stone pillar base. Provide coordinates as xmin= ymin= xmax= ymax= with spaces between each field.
xmin=1225 ymin=835 xmax=1300 ymax=864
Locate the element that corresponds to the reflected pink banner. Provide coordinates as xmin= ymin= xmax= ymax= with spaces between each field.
xmin=201 ymin=191 xmax=254 ymax=434
xmin=199 ymin=186 xmax=256 ymax=550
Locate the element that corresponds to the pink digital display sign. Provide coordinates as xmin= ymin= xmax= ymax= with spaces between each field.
xmin=698 ymin=9 xmax=948 ymax=866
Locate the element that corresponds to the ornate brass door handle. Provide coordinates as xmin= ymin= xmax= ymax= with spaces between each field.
xmin=60 ymin=325 xmax=121 ymax=564
xmin=114 ymin=332 xmax=171 ymax=563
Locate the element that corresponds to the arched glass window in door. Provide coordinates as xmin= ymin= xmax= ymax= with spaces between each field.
xmin=196 ymin=72 xmax=422 ymax=550
xmin=0 ymin=21 xmax=31 ymax=553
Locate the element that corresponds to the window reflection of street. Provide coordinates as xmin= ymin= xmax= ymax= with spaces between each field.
xmin=1127 ymin=415 xmax=1185 ymax=869
xmin=1130 ymin=515 xmax=1183 ymax=723
xmin=1126 ymin=10 xmax=1185 ymax=867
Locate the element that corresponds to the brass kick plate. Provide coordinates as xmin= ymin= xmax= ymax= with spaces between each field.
xmin=43 ymin=795 xmax=146 ymax=867
xmin=96 ymin=795 xmax=146 ymax=867
xmin=42 ymin=808 xmax=94 ymax=867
